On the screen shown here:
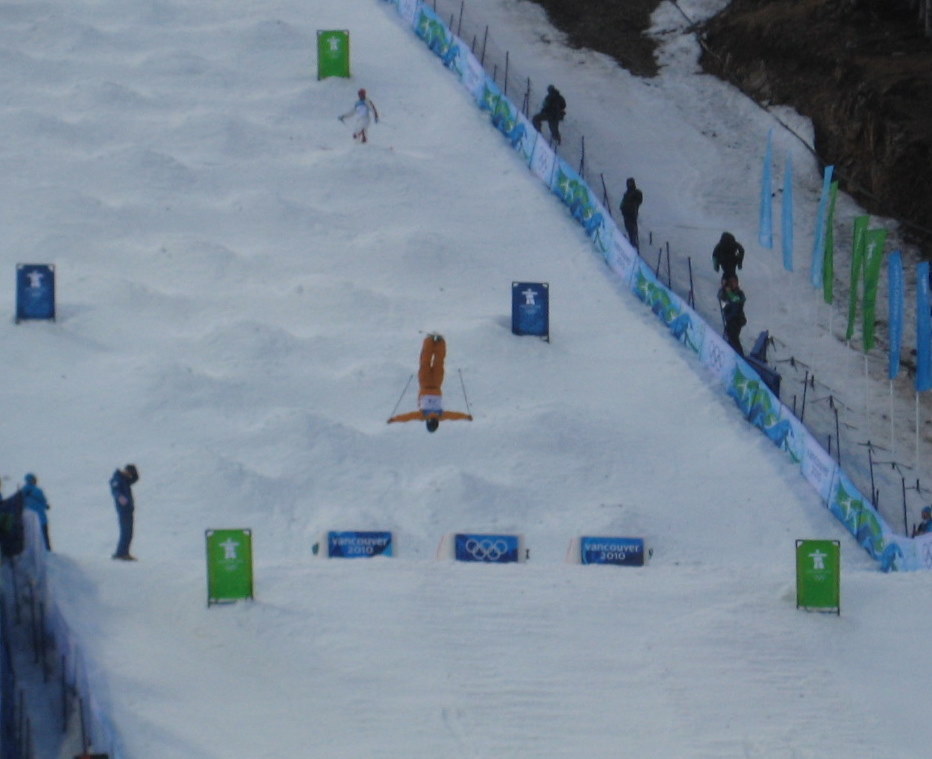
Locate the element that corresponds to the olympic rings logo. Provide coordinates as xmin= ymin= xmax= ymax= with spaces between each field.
xmin=462 ymin=537 xmax=513 ymax=562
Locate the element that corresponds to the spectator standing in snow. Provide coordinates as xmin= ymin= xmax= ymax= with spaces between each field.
xmin=110 ymin=464 xmax=139 ymax=561
xmin=531 ymin=85 xmax=566 ymax=146
xmin=718 ymin=275 xmax=747 ymax=357
xmin=712 ymin=232 xmax=745 ymax=283
xmin=22 ymin=473 xmax=51 ymax=550
xmin=339 ymin=88 xmax=379 ymax=143
xmin=619 ymin=177 xmax=643 ymax=251
xmin=387 ymin=334 xmax=472 ymax=433
xmin=914 ymin=506 xmax=932 ymax=536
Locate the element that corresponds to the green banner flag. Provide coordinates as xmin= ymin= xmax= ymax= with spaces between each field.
xmin=795 ymin=539 xmax=840 ymax=614
xmin=845 ymin=215 xmax=870 ymax=341
xmin=317 ymin=29 xmax=350 ymax=80
xmin=822 ymin=181 xmax=838 ymax=304
xmin=861 ymin=228 xmax=888 ymax=352
xmin=206 ymin=529 xmax=254 ymax=606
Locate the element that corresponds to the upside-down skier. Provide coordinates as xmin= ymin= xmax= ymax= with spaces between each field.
xmin=387 ymin=334 xmax=472 ymax=432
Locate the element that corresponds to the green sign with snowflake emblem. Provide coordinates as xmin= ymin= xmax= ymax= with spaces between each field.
xmin=206 ymin=529 xmax=254 ymax=606
xmin=317 ymin=30 xmax=350 ymax=79
xmin=795 ymin=539 xmax=840 ymax=614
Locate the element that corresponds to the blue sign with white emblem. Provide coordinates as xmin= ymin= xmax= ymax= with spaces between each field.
xmin=511 ymin=281 xmax=549 ymax=340
xmin=454 ymin=533 xmax=519 ymax=563
xmin=16 ymin=264 xmax=55 ymax=322
xmin=580 ymin=537 xmax=646 ymax=566
xmin=327 ymin=531 xmax=393 ymax=558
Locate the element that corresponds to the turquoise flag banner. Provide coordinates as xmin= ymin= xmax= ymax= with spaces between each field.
xmin=917 ymin=261 xmax=931 ymax=392
xmin=888 ymin=251 xmax=903 ymax=379
xmin=782 ymin=153 xmax=794 ymax=271
xmin=810 ymin=165 xmax=834 ymax=289
xmin=759 ymin=129 xmax=773 ymax=249
xmin=823 ymin=181 xmax=838 ymax=304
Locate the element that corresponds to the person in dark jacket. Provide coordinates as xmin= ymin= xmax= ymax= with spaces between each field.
xmin=619 ymin=178 xmax=643 ymax=251
xmin=22 ymin=473 xmax=51 ymax=550
xmin=110 ymin=464 xmax=139 ymax=560
xmin=915 ymin=506 xmax=932 ymax=536
xmin=712 ymin=232 xmax=745 ymax=282
xmin=531 ymin=85 xmax=566 ymax=145
xmin=718 ymin=275 xmax=747 ymax=357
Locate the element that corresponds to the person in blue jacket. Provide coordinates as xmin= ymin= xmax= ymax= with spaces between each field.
xmin=110 ymin=464 xmax=139 ymax=561
xmin=22 ymin=473 xmax=51 ymax=550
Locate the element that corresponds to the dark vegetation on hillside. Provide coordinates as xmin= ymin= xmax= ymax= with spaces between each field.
xmin=527 ymin=0 xmax=932 ymax=251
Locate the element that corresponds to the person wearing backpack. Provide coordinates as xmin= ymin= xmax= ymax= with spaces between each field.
xmin=532 ymin=85 xmax=566 ymax=145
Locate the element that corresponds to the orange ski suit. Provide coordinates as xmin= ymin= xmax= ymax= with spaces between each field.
xmin=387 ymin=335 xmax=472 ymax=424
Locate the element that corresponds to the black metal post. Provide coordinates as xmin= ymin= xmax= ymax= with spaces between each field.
xmin=600 ymin=173 xmax=612 ymax=216
xmin=902 ymin=475 xmax=909 ymax=536
xmin=833 ymin=401 xmax=841 ymax=465
xmin=504 ymin=51 xmax=509 ymax=96
xmin=61 ymin=654 xmax=68 ymax=733
xmin=687 ymin=257 xmax=695 ymax=307
xmin=800 ymin=371 xmax=810 ymax=422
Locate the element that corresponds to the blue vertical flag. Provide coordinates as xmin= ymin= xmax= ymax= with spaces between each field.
xmin=759 ymin=129 xmax=773 ymax=249
xmin=918 ymin=261 xmax=932 ymax=392
xmin=810 ymin=165 xmax=834 ymax=289
xmin=781 ymin=152 xmax=794 ymax=271
xmin=887 ymin=251 xmax=903 ymax=379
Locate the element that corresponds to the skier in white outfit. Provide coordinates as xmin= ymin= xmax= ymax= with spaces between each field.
xmin=339 ymin=88 xmax=379 ymax=143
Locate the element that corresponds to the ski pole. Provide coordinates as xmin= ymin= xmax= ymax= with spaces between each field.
xmin=387 ymin=374 xmax=414 ymax=421
xmin=458 ymin=368 xmax=472 ymax=416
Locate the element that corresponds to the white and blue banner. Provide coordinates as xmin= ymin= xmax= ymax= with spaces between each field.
xmin=579 ymin=537 xmax=647 ymax=566
xmin=552 ymin=160 xmax=606 ymax=240
xmin=396 ymin=0 xmax=419 ymax=26
xmin=16 ymin=264 xmax=56 ymax=322
xmin=456 ymin=44 xmax=486 ymax=100
xmin=414 ymin=3 xmax=460 ymax=68
xmin=511 ymin=281 xmax=549 ymax=338
xmin=602 ymin=217 xmax=639 ymax=286
xmin=326 ymin=531 xmax=393 ymax=558
xmin=801 ymin=434 xmax=837 ymax=503
xmin=781 ymin=153 xmax=794 ymax=271
xmin=810 ymin=165 xmax=834 ymax=289
xmin=454 ymin=533 xmax=521 ymax=563
xmin=529 ymin=134 xmax=556 ymax=186
xmin=758 ymin=129 xmax=773 ymax=249
xmin=888 ymin=251 xmax=904 ymax=380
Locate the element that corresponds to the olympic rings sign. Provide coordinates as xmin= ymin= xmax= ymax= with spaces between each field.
xmin=454 ymin=533 xmax=520 ymax=563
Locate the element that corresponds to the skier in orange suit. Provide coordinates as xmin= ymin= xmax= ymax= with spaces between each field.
xmin=387 ymin=334 xmax=472 ymax=432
